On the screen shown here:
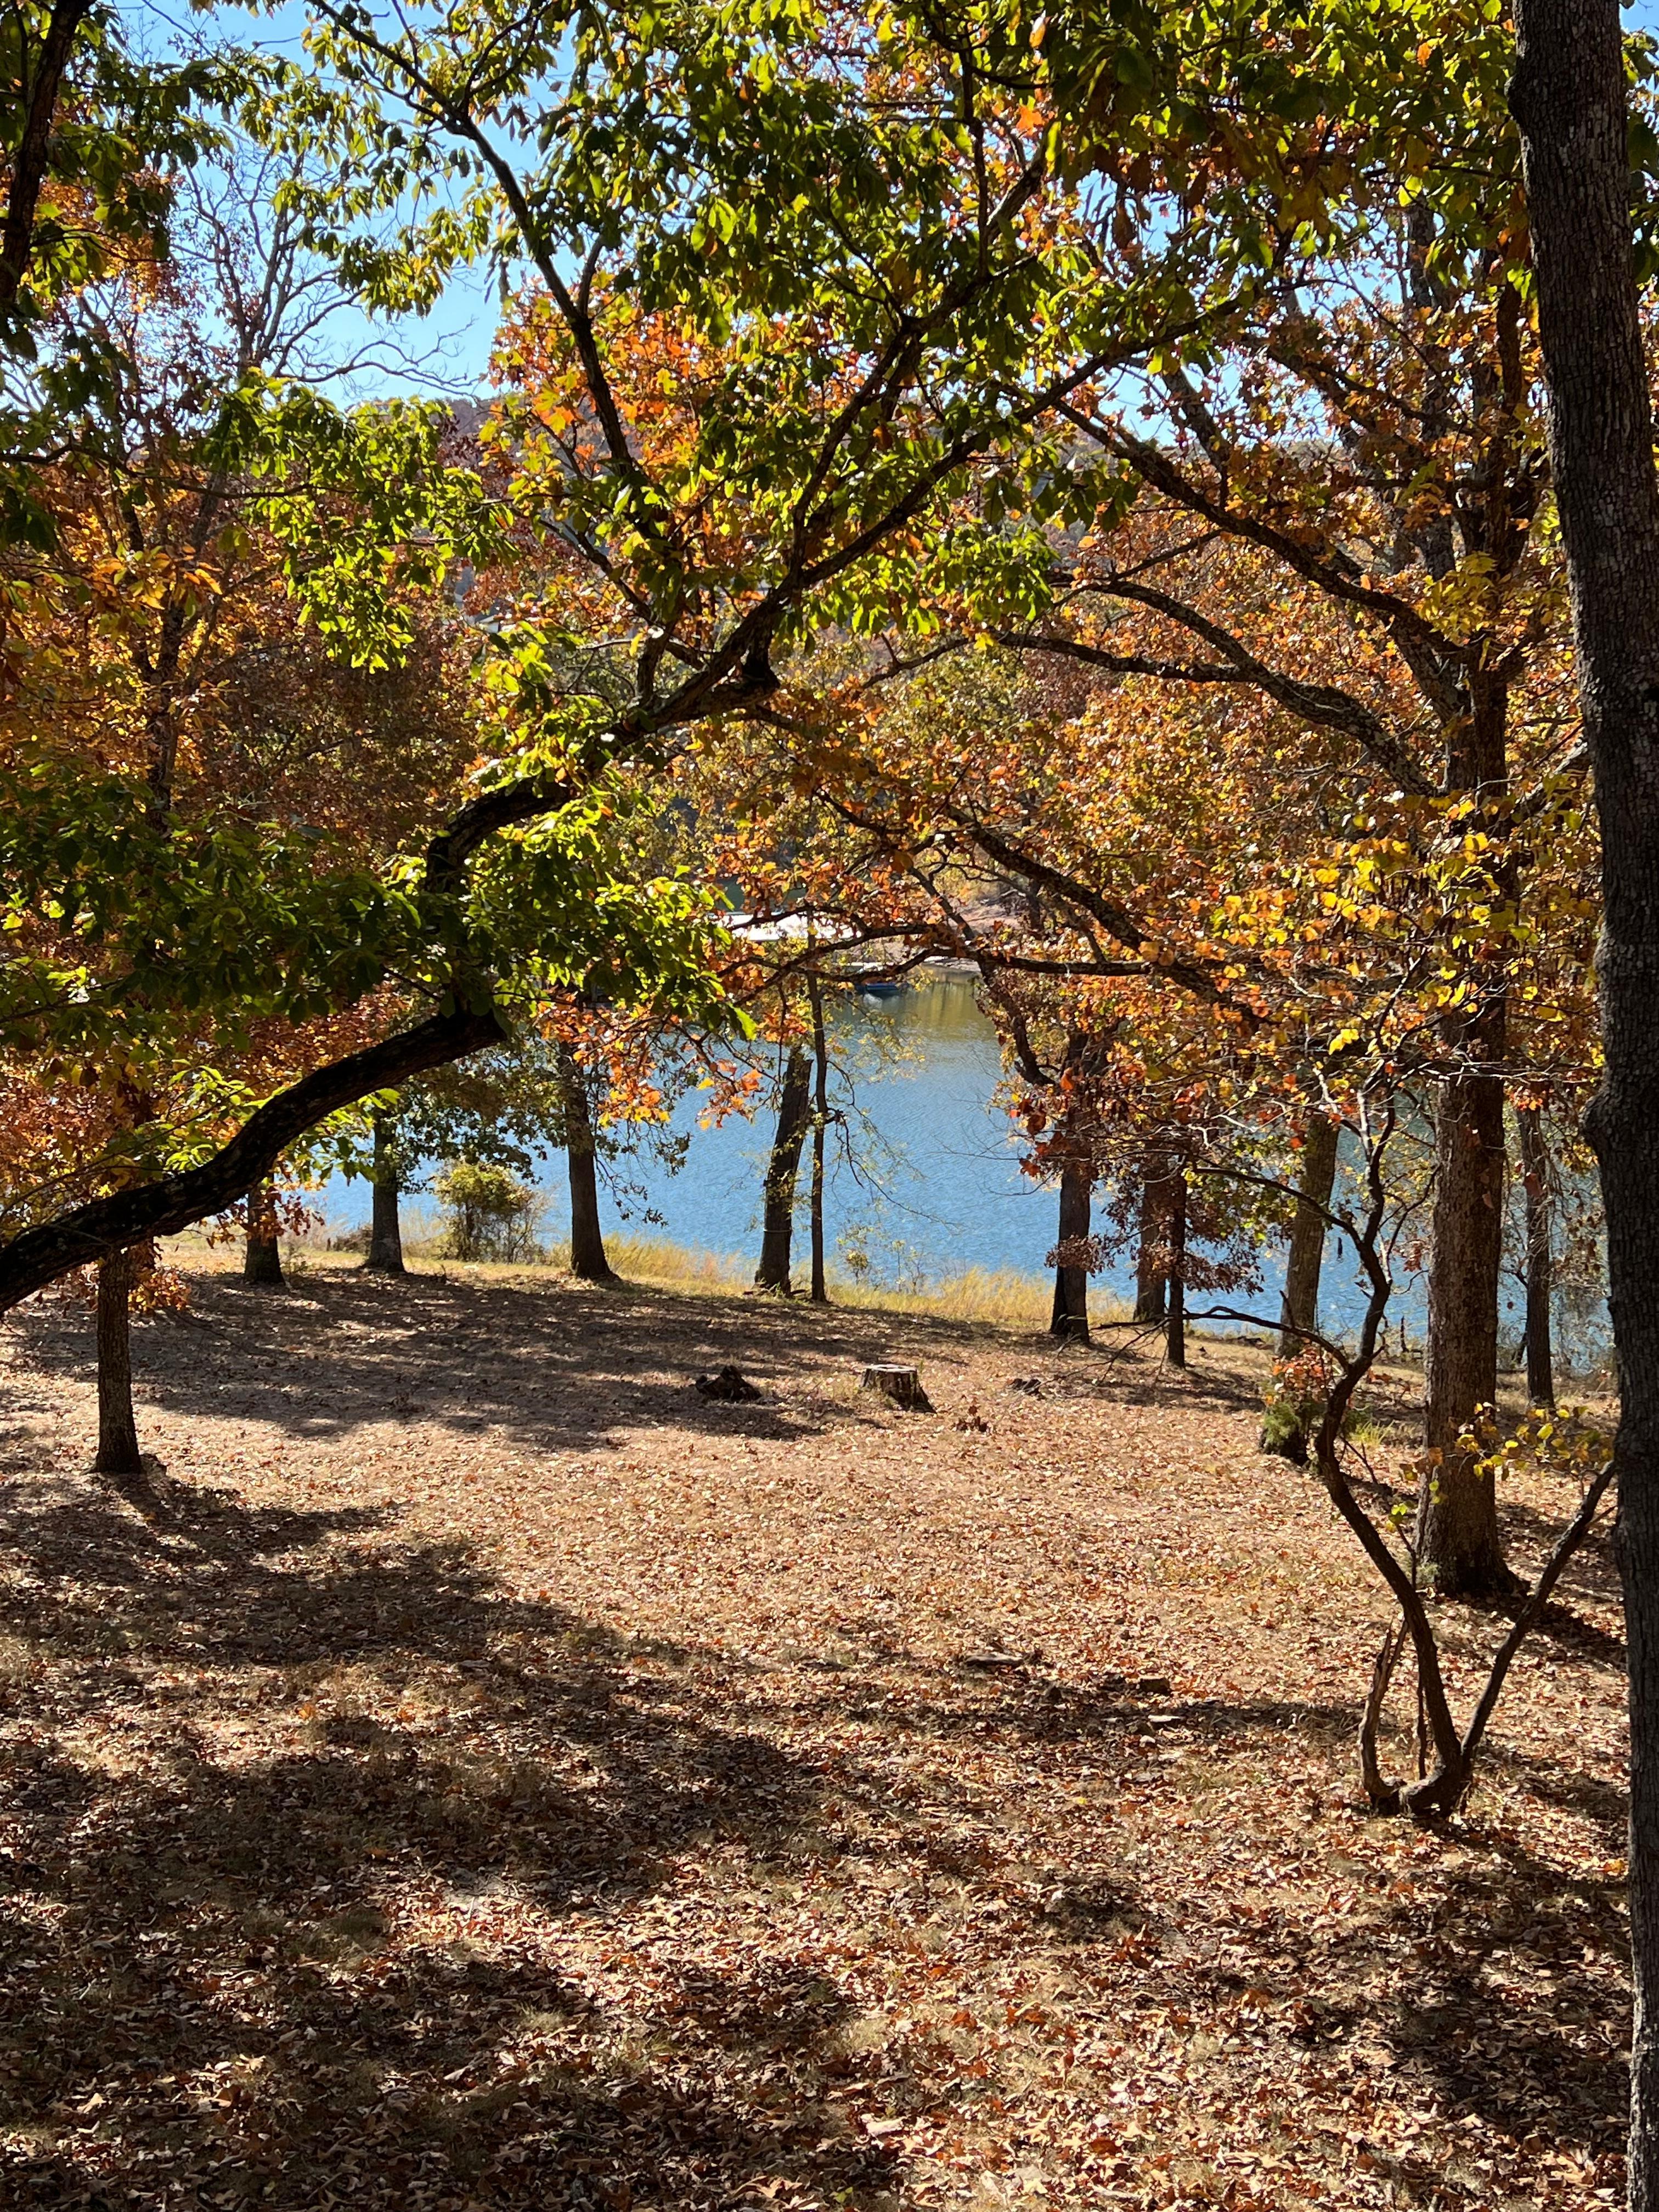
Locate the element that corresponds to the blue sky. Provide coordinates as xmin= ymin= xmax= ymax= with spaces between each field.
xmin=130 ymin=0 xmax=1659 ymax=403
xmin=132 ymin=0 xmax=504 ymax=394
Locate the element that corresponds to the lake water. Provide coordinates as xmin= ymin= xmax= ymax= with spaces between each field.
xmin=597 ymin=972 xmax=1068 ymax=1290
xmin=329 ymin=970 xmax=1413 ymax=1338
xmin=317 ymin=968 xmax=1624 ymax=1372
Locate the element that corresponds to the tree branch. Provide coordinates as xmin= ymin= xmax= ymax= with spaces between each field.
xmin=0 ymin=1003 xmax=505 ymax=1309
xmin=1028 ymin=573 xmax=1439 ymax=798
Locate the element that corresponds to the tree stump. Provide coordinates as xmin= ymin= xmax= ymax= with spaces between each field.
xmin=861 ymin=1363 xmax=932 ymax=1412
xmin=695 ymin=1365 xmax=761 ymax=1403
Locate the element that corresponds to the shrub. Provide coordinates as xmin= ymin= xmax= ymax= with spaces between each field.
xmin=432 ymin=1160 xmax=546 ymax=1264
xmin=1260 ymin=1343 xmax=1373 ymax=1463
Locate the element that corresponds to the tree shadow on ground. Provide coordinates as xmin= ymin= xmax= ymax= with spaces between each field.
xmin=7 ymin=1265 xmax=1009 ymax=1464
xmin=1325 ymin=1807 xmax=1631 ymax=2157
xmin=0 ymin=1470 xmax=919 ymax=2210
xmin=867 ymin=1657 xmax=1629 ymax=2156
xmin=1059 ymin=1327 xmax=1426 ymax=1434
xmin=1494 ymin=1492 xmax=1624 ymax=1654
xmin=0 ymin=1278 xmax=1628 ymax=2208
xmin=943 ymin=1654 xmax=1624 ymax=1853
xmin=1062 ymin=1332 xmax=1273 ymax=1418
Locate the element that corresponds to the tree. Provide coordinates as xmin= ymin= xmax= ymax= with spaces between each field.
xmin=765 ymin=0 xmax=1603 ymax=1592
xmin=1252 ymin=1094 xmax=1618 ymax=1819
xmin=71 ymin=1237 xmax=189 ymax=1479
xmin=1165 ymin=1165 xmax=1188 ymax=1369
xmin=242 ymin=1180 xmax=285 ymax=1288
xmin=365 ymin=1111 xmax=405 ymax=1273
xmin=972 ymin=982 xmax=1103 ymax=1343
xmin=1133 ymin=1175 xmax=1169 ymax=1329
xmin=431 ymin=1159 xmax=544 ymax=1263
xmin=808 ymin=978 xmax=830 ymax=1305
xmin=556 ymin=1043 xmax=617 ymax=1285
xmin=0 ymin=0 xmax=97 ymax=319
xmin=0 ymin=0 xmax=218 ymax=349
xmin=0 ymin=61 xmax=543 ymax=1383
xmin=0 ymin=16 xmax=299 ymax=1443
xmin=1279 ymin=1115 xmax=1339 ymax=1359
xmin=1514 ymin=1103 xmax=1556 ymax=1409
xmin=985 ymin=117 xmax=1577 ymax=1585
xmin=93 ymin=1248 xmax=141 ymax=1475
xmin=1048 ymin=1152 xmax=1093 ymax=1344
xmin=755 ymin=1046 xmax=812 ymax=1295
xmin=1509 ymin=4 xmax=1659 ymax=2196
xmin=5 ymin=0 xmax=1406 ymax=1306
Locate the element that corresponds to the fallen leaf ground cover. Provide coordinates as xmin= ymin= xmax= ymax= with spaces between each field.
xmin=0 ymin=1257 xmax=1630 ymax=2211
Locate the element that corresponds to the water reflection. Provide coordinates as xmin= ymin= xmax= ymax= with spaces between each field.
xmin=585 ymin=971 xmax=1061 ymax=1291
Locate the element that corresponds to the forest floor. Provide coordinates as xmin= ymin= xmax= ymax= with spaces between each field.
xmin=0 ymin=1254 xmax=1630 ymax=2212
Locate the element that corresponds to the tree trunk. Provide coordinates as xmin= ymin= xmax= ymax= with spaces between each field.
xmin=244 ymin=1180 xmax=284 ymax=1287
xmin=755 ymin=1046 xmax=811 ymax=1293
xmin=1516 ymin=1105 xmax=1555 ymax=1409
xmin=1166 ymin=1170 xmax=1187 ymax=1369
xmin=809 ymin=982 xmax=828 ymax=1304
xmin=1279 ymin=1114 xmax=1338 ymax=1357
xmin=559 ymin=1048 xmax=614 ymax=1283
xmin=0 ymin=0 xmax=96 ymax=317
xmin=1049 ymin=1155 xmax=1091 ymax=1342
xmin=365 ymin=1113 xmax=405 ymax=1273
xmin=1133 ymin=1170 xmax=1169 ymax=1325
xmin=1510 ymin=14 xmax=1659 ymax=2194
xmin=1418 ymin=1060 xmax=1511 ymax=1595
xmin=94 ymin=1249 xmax=142 ymax=1477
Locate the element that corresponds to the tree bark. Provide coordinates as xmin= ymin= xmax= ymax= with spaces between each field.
xmin=1279 ymin=1114 xmax=1338 ymax=1356
xmin=244 ymin=1180 xmax=285 ymax=1287
xmin=1133 ymin=1169 xmax=1169 ymax=1325
xmin=1516 ymin=1105 xmax=1555 ymax=1409
xmin=558 ymin=1048 xmax=614 ymax=1283
xmin=94 ymin=1249 xmax=142 ymax=1477
xmin=1049 ymin=1156 xmax=1091 ymax=1342
xmin=1167 ymin=1170 xmax=1187 ymax=1369
xmin=364 ymin=1113 xmax=406 ymax=1273
xmin=1418 ymin=1053 xmax=1513 ymax=1596
xmin=755 ymin=1046 xmax=811 ymax=1293
xmin=0 ymin=0 xmax=93 ymax=315
xmin=860 ymin=1363 xmax=933 ymax=1412
xmin=1510 ymin=12 xmax=1659 ymax=2196
xmin=809 ymin=981 xmax=828 ymax=1304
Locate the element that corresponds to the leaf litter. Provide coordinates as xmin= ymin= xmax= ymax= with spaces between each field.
xmin=0 ymin=1257 xmax=1629 ymax=2210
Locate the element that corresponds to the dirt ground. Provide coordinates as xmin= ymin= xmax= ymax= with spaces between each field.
xmin=0 ymin=1255 xmax=1630 ymax=2211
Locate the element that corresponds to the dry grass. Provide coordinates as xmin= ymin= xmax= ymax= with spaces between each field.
xmin=596 ymin=1242 xmax=1103 ymax=1330
xmin=200 ymin=1232 xmax=1102 ymax=1334
xmin=847 ymin=1265 xmax=1123 ymax=1330
xmin=582 ymin=1231 xmax=753 ymax=1290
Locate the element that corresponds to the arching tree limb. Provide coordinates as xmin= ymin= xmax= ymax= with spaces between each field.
xmin=0 ymin=1002 xmax=504 ymax=1308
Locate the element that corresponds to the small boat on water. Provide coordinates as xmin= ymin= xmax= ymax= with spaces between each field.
xmin=850 ymin=972 xmax=904 ymax=998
